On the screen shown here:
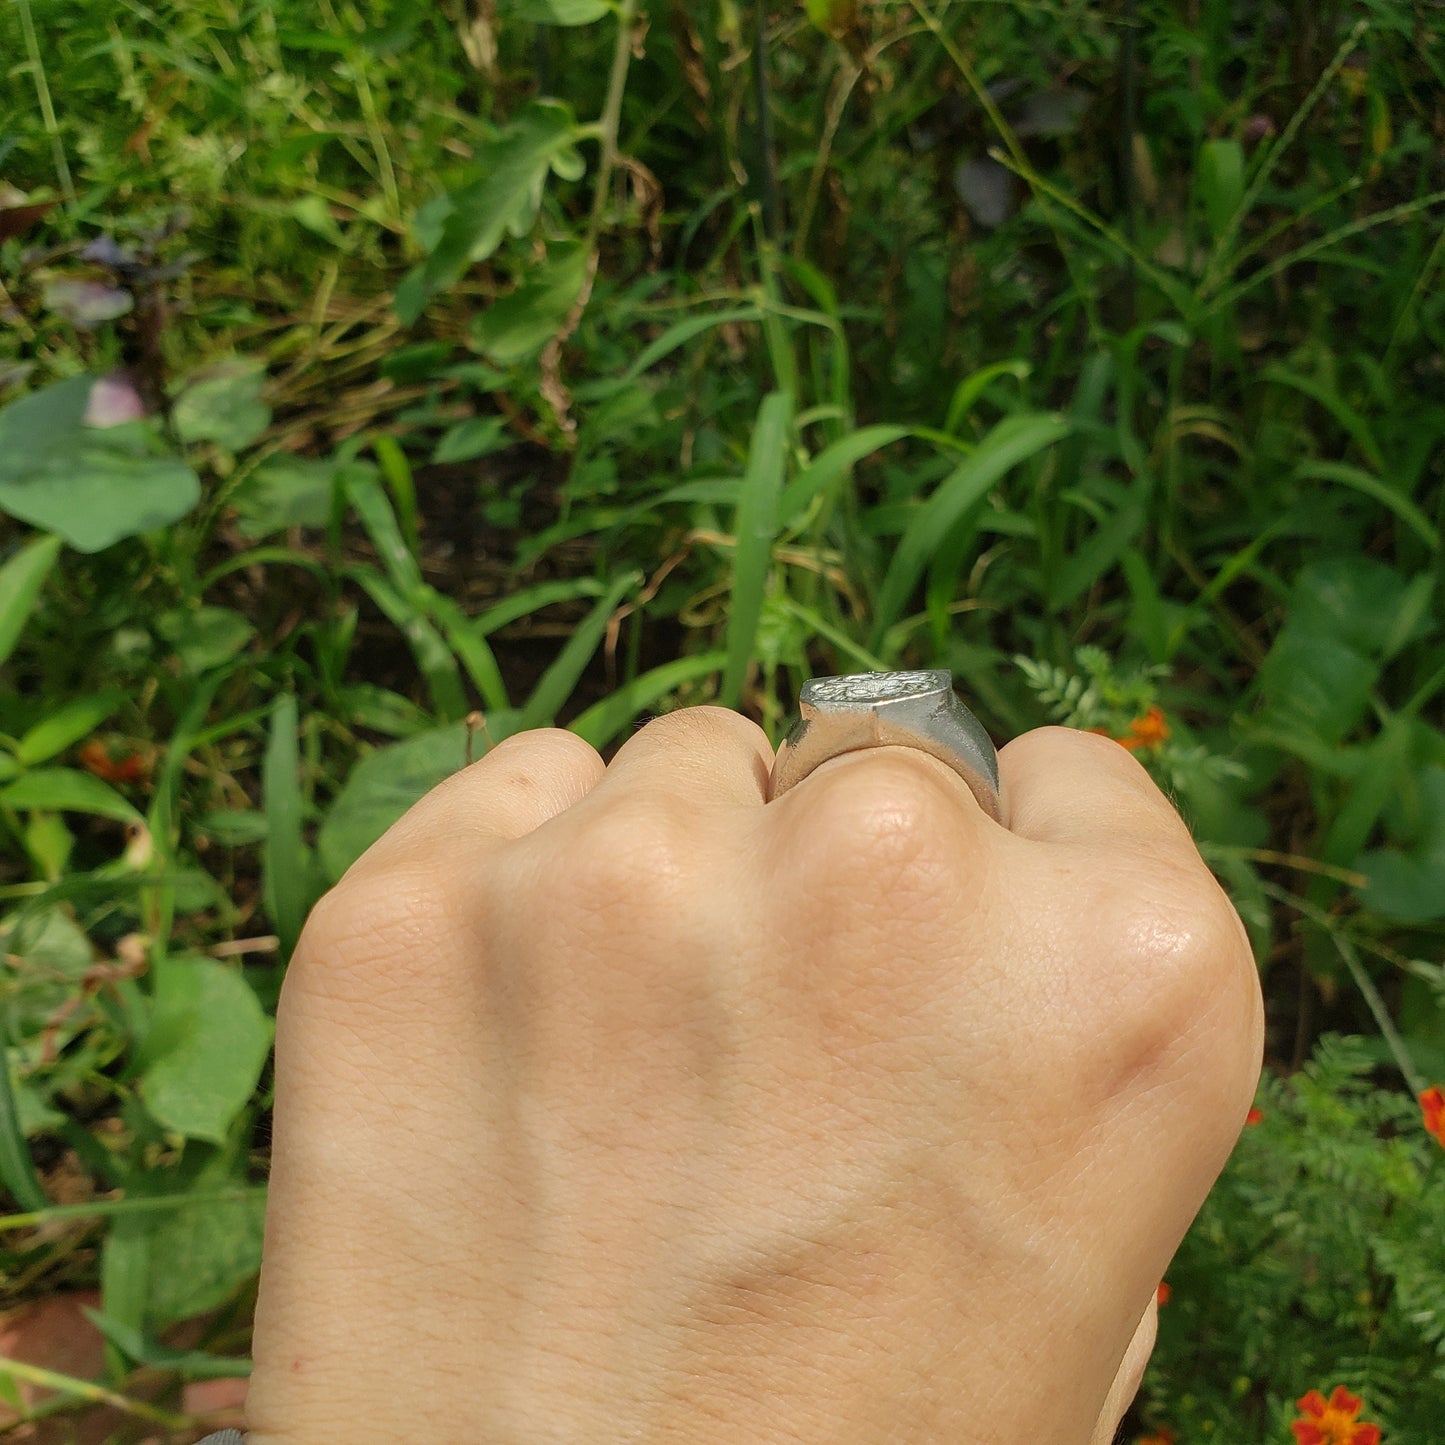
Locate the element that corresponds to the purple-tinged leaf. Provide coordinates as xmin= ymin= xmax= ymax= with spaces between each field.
xmin=80 ymin=235 xmax=138 ymax=269
xmin=0 ymin=201 xmax=56 ymax=243
xmin=42 ymin=279 xmax=134 ymax=328
xmin=1011 ymin=88 xmax=1090 ymax=138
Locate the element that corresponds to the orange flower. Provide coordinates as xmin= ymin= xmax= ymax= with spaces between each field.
xmin=1156 ymin=1281 xmax=1172 ymax=1306
xmin=1246 ymin=1106 xmax=1265 ymax=1126
xmin=1420 ymin=1086 xmax=1445 ymax=1148
xmin=1120 ymin=705 xmax=1170 ymax=751
xmin=1136 ymin=1430 xmax=1175 ymax=1445
xmin=1290 ymin=1386 xmax=1382 ymax=1445
xmin=78 ymin=739 xmax=152 ymax=785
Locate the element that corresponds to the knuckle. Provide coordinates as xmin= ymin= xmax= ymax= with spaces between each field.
xmin=1081 ymin=855 xmax=1260 ymax=1096
xmin=550 ymin=797 xmax=696 ymax=922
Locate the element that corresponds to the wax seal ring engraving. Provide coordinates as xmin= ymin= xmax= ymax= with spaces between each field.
xmin=767 ymin=669 xmax=1002 ymax=820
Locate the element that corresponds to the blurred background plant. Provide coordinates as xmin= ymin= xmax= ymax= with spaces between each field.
xmin=0 ymin=0 xmax=1442 ymax=1438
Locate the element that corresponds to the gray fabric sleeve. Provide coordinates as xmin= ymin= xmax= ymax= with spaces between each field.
xmin=194 ymin=1432 xmax=246 ymax=1444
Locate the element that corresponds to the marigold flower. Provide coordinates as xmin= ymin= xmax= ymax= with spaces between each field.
xmin=1290 ymin=1385 xmax=1381 ymax=1445
xmin=1246 ymin=1106 xmax=1265 ymax=1126
xmin=1120 ymin=704 xmax=1170 ymax=751
xmin=1155 ymin=1281 xmax=1171 ymax=1306
xmin=1419 ymin=1085 xmax=1445 ymax=1148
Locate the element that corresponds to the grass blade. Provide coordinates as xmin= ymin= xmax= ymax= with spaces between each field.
xmin=0 ymin=1011 xmax=48 ymax=1212
xmin=262 ymin=693 xmax=308 ymax=961
xmin=721 ymin=391 xmax=794 ymax=709
xmin=0 ymin=534 xmax=62 ymax=671
xmin=517 ymin=570 xmax=641 ymax=730
xmin=568 ymin=651 xmax=727 ymax=750
xmin=1293 ymin=461 xmax=1439 ymax=551
xmin=868 ymin=413 xmax=1070 ymax=655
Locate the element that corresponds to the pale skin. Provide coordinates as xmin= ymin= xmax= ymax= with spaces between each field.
xmin=244 ymin=711 xmax=1264 ymax=1443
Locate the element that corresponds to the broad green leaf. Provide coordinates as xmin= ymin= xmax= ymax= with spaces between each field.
xmin=140 ymin=1186 xmax=268 ymax=1328
xmin=722 ymin=392 xmax=794 ymax=709
xmin=503 ymin=0 xmax=610 ymax=24
xmin=0 ymin=379 xmax=200 ymax=552
xmin=173 ymin=364 xmax=271 ymax=451
xmin=230 ymin=457 xmax=337 ymax=538
xmin=139 ymin=955 xmax=273 ymax=1145
xmin=16 ymin=688 xmax=127 ymax=765
xmin=155 ymin=605 xmax=255 ymax=674
xmin=868 ymin=413 xmax=1070 ymax=653
xmin=1354 ymin=766 xmax=1445 ymax=923
xmin=0 ymin=533 xmax=62 ymax=668
xmin=0 ymin=908 xmax=94 ymax=1036
xmin=318 ymin=718 xmax=518 ymax=881
xmin=471 ymin=243 xmax=590 ymax=364
xmin=1 ymin=767 xmax=142 ymax=824
xmin=433 ymin=415 xmax=509 ymax=465
xmin=1256 ymin=628 xmax=1377 ymax=746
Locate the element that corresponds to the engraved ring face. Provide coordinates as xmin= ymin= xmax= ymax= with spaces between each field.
xmin=803 ymin=670 xmax=944 ymax=706
xmin=768 ymin=669 xmax=1003 ymax=819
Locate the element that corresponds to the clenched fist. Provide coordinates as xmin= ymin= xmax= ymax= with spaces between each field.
xmin=243 ymin=709 xmax=1262 ymax=1444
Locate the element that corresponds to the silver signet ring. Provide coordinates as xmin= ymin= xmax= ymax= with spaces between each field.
xmin=767 ymin=669 xmax=1003 ymax=821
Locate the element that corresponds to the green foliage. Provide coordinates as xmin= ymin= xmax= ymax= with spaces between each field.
xmin=1144 ymin=1035 xmax=1445 ymax=1444
xmin=0 ymin=0 xmax=1442 ymax=1433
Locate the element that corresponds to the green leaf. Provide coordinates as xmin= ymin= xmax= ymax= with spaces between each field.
xmin=868 ymin=413 xmax=1071 ymax=653
xmin=471 ymin=243 xmax=591 ymax=363
xmin=172 ymin=363 xmax=271 ymax=451
xmin=16 ymin=689 xmax=127 ymax=766
xmin=517 ymin=572 xmax=641 ymax=730
xmin=140 ymin=1186 xmax=268 ymax=1328
xmin=1293 ymin=460 xmax=1439 ymax=551
xmin=229 ymin=457 xmax=337 ymax=538
xmin=0 ymin=533 xmax=62 ymax=668
xmin=722 ymin=392 xmax=794 ymax=709
xmin=83 ymin=1307 xmax=252 ymax=1378
xmin=197 ymin=809 xmax=270 ymax=846
xmin=432 ymin=415 xmax=509 ymax=465
xmin=1 ymin=767 xmax=142 ymax=824
xmin=0 ymin=379 xmax=200 ymax=552
xmin=403 ymin=102 xmax=583 ymax=321
xmin=777 ymin=424 xmax=911 ymax=525
xmin=569 ymin=651 xmax=729 ymax=750
xmin=263 ymin=694 xmax=309 ymax=960
xmin=1197 ymin=138 xmax=1245 ymax=242
xmin=155 ymin=605 xmax=256 ymax=674
xmin=318 ymin=720 xmax=515 ymax=882
xmin=1354 ymin=766 xmax=1445 ymax=923
xmin=0 ymin=1040 xmax=48 ymax=1211
xmin=139 ymin=955 xmax=273 ymax=1145
xmin=502 ymin=0 xmax=610 ymax=21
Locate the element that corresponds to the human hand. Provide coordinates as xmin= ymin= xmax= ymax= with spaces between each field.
xmin=243 ymin=709 xmax=1263 ymax=1443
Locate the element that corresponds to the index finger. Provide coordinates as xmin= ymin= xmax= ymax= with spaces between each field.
xmin=999 ymin=726 xmax=1198 ymax=856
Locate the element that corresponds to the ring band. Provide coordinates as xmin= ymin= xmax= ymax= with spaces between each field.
xmin=767 ymin=670 xmax=1002 ymax=820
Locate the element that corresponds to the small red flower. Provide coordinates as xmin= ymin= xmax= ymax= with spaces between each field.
xmin=1120 ymin=705 xmax=1170 ymax=751
xmin=1155 ymin=1281 xmax=1171 ymax=1306
xmin=1419 ymin=1086 xmax=1445 ymax=1148
xmin=1246 ymin=1106 xmax=1265 ymax=1126
xmin=78 ymin=739 xmax=152 ymax=785
xmin=1290 ymin=1386 xmax=1382 ymax=1445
